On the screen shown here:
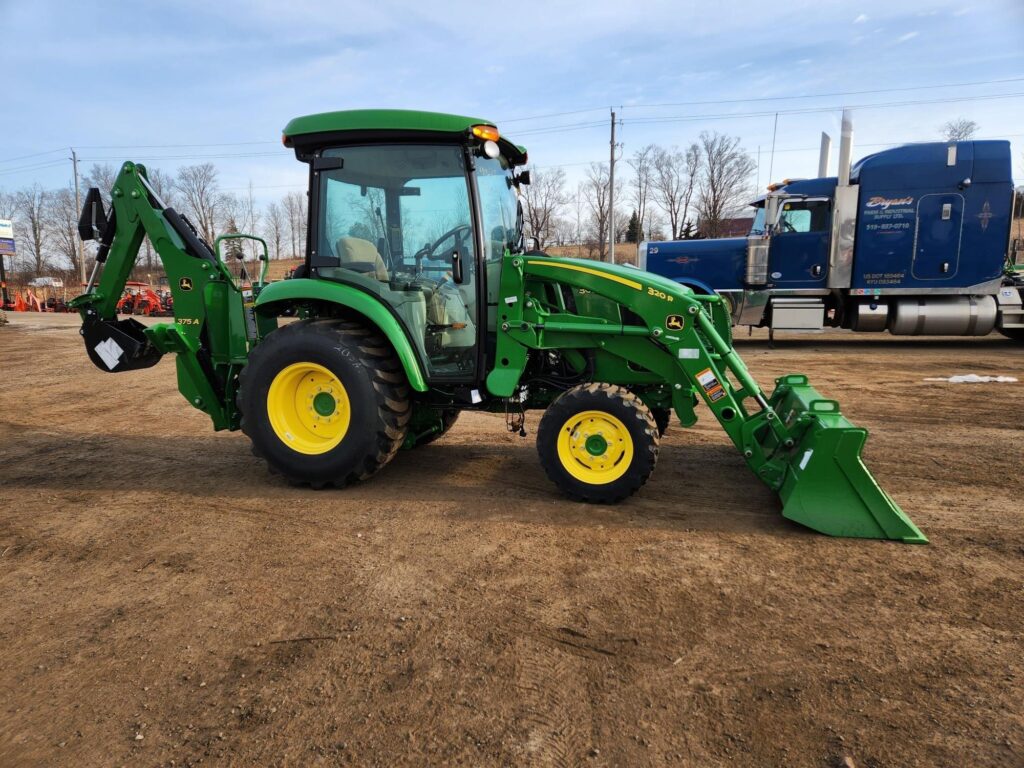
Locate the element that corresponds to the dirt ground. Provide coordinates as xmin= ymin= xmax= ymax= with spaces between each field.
xmin=1 ymin=313 xmax=1022 ymax=767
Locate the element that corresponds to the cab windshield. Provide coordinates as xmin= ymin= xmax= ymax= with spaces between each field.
xmin=475 ymin=154 xmax=522 ymax=260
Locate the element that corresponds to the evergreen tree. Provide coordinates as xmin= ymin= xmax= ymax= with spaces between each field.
xmin=625 ymin=209 xmax=641 ymax=243
xmin=224 ymin=218 xmax=245 ymax=261
xmin=678 ymin=220 xmax=699 ymax=240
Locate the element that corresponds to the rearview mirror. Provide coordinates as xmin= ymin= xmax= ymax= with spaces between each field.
xmin=77 ymin=187 xmax=107 ymax=241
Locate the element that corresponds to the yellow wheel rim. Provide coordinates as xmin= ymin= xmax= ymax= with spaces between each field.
xmin=556 ymin=410 xmax=634 ymax=485
xmin=267 ymin=362 xmax=351 ymax=455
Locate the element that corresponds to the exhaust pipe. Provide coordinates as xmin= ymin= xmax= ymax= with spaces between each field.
xmin=837 ymin=109 xmax=854 ymax=186
xmin=818 ymin=132 xmax=832 ymax=178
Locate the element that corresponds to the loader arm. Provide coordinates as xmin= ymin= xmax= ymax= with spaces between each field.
xmin=489 ymin=255 xmax=926 ymax=543
xmin=70 ymin=162 xmax=266 ymax=430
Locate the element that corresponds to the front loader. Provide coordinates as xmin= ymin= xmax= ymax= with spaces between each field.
xmin=70 ymin=109 xmax=925 ymax=543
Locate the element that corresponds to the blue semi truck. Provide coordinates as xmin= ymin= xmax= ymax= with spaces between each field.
xmin=639 ymin=112 xmax=1023 ymax=340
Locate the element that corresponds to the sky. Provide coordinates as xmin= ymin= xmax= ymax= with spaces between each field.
xmin=2 ymin=0 xmax=1023 ymax=209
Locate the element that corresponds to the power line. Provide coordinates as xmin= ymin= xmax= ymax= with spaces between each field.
xmin=0 ymin=148 xmax=68 ymax=166
xmin=75 ymin=140 xmax=279 ymax=150
xmin=625 ymin=91 xmax=1024 ymax=125
xmin=0 ymin=159 xmax=70 ymax=177
xmin=77 ymin=151 xmax=287 ymax=162
xmin=630 ymin=75 xmax=1024 ymax=110
xmin=496 ymin=75 xmax=1024 ymax=124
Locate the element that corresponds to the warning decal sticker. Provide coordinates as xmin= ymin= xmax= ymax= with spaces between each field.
xmin=695 ymin=368 xmax=720 ymax=393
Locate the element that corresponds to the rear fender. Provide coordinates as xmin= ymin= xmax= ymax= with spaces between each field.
xmin=253 ymin=278 xmax=428 ymax=392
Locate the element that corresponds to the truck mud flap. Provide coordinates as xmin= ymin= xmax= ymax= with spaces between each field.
xmin=765 ymin=375 xmax=927 ymax=544
xmin=81 ymin=317 xmax=163 ymax=373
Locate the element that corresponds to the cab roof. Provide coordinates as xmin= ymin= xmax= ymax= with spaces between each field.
xmin=282 ymin=109 xmax=527 ymax=164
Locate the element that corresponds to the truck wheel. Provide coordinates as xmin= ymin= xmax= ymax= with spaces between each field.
xmin=998 ymin=327 xmax=1024 ymax=342
xmin=239 ymin=319 xmax=411 ymax=487
xmin=537 ymin=383 xmax=659 ymax=504
xmin=411 ymin=409 xmax=460 ymax=448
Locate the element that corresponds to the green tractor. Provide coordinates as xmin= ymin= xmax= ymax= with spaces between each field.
xmin=71 ymin=109 xmax=925 ymax=543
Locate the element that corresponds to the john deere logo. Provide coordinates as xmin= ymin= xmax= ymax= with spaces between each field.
xmin=665 ymin=314 xmax=685 ymax=331
xmin=179 ymin=277 xmax=193 ymax=291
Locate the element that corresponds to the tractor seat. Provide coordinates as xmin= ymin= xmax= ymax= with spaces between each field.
xmin=335 ymin=236 xmax=388 ymax=282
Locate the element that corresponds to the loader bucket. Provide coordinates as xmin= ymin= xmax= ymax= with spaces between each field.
xmin=765 ymin=375 xmax=927 ymax=544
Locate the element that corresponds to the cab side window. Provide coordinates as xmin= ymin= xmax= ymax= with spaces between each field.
xmin=778 ymin=199 xmax=830 ymax=234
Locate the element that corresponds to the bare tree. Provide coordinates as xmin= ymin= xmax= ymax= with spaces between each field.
xmin=82 ymin=163 xmax=119 ymax=213
xmin=0 ymin=190 xmax=15 ymax=220
xmin=652 ymin=144 xmax=700 ymax=239
xmin=627 ymin=144 xmax=657 ymax=235
xmin=282 ymin=191 xmax=307 ymax=259
xmin=582 ymin=163 xmax=613 ymax=261
xmin=941 ymin=118 xmax=979 ymax=142
xmin=264 ymin=201 xmax=285 ymax=259
xmin=695 ymin=132 xmax=756 ymax=238
xmin=175 ymin=163 xmax=221 ymax=244
xmin=216 ymin=192 xmax=240 ymax=241
xmin=521 ymin=167 xmax=569 ymax=249
xmin=47 ymin=185 xmax=83 ymax=275
xmin=137 ymin=167 xmax=178 ymax=269
xmin=15 ymin=184 xmax=51 ymax=274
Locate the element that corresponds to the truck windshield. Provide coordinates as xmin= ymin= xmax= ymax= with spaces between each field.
xmin=750 ymin=207 xmax=766 ymax=235
xmin=475 ymin=155 xmax=522 ymax=260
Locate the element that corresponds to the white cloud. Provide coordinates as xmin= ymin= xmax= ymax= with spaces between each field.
xmin=854 ymin=13 xmax=868 ymax=23
xmin=897 ymin=31 xmax=920 ymax=43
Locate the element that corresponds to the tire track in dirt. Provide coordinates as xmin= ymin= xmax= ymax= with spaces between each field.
xmin=512 ymin=635 xmax=592 ymax=767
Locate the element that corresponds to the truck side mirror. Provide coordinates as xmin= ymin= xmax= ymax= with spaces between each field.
xmin=77 ymin=187 xmax=107 ymax=242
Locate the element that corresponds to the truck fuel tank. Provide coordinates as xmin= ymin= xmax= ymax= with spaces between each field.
xmin=888 ymin=295 xmax=997 ymax=336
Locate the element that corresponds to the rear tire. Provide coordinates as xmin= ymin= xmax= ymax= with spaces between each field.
xmin=239 ymin=319 xmax=410 ymax=487
xmin=537 ymin=383 xmax=659 ymax=504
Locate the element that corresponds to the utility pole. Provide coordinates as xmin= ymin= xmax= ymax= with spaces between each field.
xmin=766 ymin=113 xmax=779 ymax=189
xmin=608 ymin=109 xmax=616 ymax=263
xmin=71 ymin=148 xmax=86 ymax=288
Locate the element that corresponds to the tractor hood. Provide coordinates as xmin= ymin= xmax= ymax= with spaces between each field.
xmin=640 ymin=238 xmax=749 ymax=292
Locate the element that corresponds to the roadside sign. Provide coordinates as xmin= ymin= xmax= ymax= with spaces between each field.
xmin=0 ymin=238 xmax=15 ymax=255
xmin=0 ymin=219 xmax=12 ymax=239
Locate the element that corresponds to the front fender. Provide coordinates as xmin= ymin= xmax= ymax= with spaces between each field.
xmin=254 ymin=278 xmax=428 ymax=392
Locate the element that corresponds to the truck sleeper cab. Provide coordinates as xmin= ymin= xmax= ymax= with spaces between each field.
xmin=641 ymin=134 xmax=1022 ymax=340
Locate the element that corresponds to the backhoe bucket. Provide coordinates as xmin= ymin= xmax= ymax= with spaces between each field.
xmin=764 ymin=375 xmax=927 ymax=544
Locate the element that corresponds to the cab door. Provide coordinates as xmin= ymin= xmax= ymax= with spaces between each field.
xmin=912 ymin=193 xmax=963 ymax=280
xmin=768 ymin=198 xmax=830 ymax=287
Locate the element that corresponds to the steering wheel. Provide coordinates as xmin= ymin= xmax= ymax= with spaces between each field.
xmin=414 ymin=224 xmax=472 ymax=271
xmin=780 ymin=218 xmax=798 ymax=234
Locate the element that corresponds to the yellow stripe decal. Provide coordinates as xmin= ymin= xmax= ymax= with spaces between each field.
xmin=526 ymin=260 xmax=643 ymax=291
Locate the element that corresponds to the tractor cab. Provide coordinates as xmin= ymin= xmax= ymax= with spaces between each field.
xmin=282 ymin=110 xmax=529 ymax=382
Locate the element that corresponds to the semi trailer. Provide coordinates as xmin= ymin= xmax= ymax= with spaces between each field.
xmin=640 ymin=111 xmax=1023 ymax=340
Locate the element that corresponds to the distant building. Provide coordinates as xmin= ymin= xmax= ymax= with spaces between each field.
xmin=699 ymin=217 xmax=754 ymax=239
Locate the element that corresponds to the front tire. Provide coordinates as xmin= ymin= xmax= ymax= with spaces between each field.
xmin=537 ymin=383 xmax=659 ymax=504
xmin=239 ymin=319 xmax=411 ymax=487
xmin=652 ymin=407 xmax=672 ymax=437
